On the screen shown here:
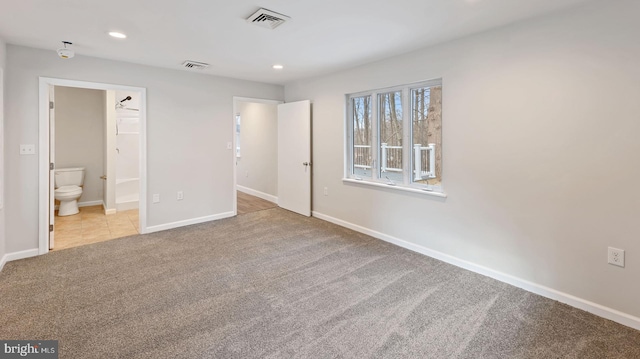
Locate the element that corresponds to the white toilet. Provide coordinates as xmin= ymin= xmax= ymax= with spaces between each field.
xmin=54 ymin=167 xmax=85 ymax=216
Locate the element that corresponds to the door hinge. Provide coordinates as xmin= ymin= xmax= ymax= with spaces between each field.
xmin=49 ymin=101 xmax=54 ymax=110
xmin=49 ymin=224 xmax=54 ymax=232
xmin=50 ymin=162 xmax=55 ymax=170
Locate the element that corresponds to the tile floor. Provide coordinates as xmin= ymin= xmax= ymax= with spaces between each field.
xmin=53 ymin=205 xmax=139 ymax=251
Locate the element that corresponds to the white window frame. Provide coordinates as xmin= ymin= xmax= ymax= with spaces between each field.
xmin=344 ymin=79 xmax=445 ymax=197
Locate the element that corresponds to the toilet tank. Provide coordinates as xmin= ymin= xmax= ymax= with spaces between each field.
xmin=55 ymin=167 xmax=85 ymax=188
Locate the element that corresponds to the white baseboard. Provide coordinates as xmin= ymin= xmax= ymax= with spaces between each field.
xmin=79 ymin=200 xmax=103 ymax=208
xmin=116 ymin=201 xmax=139 ymax=212
xmin=236 ymin=185 xmax=277 ymax=204
xmin=311 ymin=211 xmax=640 ymax=331
xmin=104 ymin=208 xmax=117 ymax=215
xmin=0 ymin=248 xmax=40 ymax=272
xmin=103 ymin=201 xmax=117 ymax=215
xmin=145 ymin=212 xmax=235 ymax=234
xmin=55 ymin=200 xmax=108 ymax=211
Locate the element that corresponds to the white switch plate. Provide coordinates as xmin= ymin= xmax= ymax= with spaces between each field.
xmin=227 ymin=142 xmax=232 ymax=150
xmin=152 ymin=194 xmax=160 ymax=203
xmin=608 ymin=247 xmax=625 ymax=268
xmin=177 ymin=191 xmax=184 ymax=200
xmin=20 ymin=144 xmax=36 ymax=155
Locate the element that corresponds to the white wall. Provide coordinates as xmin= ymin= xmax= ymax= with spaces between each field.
xmin=0 ymin=37 xmax=6 ymax=266
xmin=4 ymin=45 xmax=283 ymax=253
xmin=236 ymin=101 xmax=278 ymax=198
xmin=285 ymin=0 xmax=640 ymax=320
xmin=54 ymin=86 xmax=105 ymax=204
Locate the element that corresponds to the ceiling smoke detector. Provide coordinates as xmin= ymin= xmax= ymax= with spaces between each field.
xmin=246 ymin=8 xmax=290 ymax=29
xmin=57 ymin=41 xmax=74 ymax=59
xmin=182 ymin=60 xmax=210 ymax=70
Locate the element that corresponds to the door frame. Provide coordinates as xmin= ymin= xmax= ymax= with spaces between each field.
xmin=38 ymin=77 xmax=148 ymax=255
xmin=231 ymin=96 xmax=283 ymax=216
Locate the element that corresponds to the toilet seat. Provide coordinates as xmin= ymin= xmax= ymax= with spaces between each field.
xmin=55 ymin=185 xmax=82 ymax=196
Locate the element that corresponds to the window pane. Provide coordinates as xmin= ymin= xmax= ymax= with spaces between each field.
xmin=411 ymin=85 xmax=442 ymax=186
xmin=379 ymin=91 xmax=403 ymax=182
xmin=352 ymin=96 xmax=372 ymax=178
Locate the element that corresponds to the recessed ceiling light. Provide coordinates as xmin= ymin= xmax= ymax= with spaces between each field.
xmin=272 ymin=65 xmax=284 ymax=70
xmin=108 ymin=32 xmax=127 ymax=39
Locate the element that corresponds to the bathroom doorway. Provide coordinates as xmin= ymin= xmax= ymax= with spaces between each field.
xmin=38 ymin=78 xmax=147 ymax=254
xmin=51 ymin=87 xmax=142 ymax=250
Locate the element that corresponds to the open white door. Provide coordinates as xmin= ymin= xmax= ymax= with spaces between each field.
xmin=48 ymin=85 xmax=55 ymax=249
xmin=277 ymin=100 xmax=311 ymax=216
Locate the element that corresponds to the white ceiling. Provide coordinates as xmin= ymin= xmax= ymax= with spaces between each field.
xmin=0 ymin=0 xmax=591 ymax=85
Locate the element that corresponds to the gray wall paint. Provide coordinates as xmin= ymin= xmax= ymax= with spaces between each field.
xmin=236 ymin=102 xmax=278 ymax=197
xmin=54 ymin=86 xmax=105 ymax=203
xmin=285 ymin=0 xmax=640 ymax=318
xmin=0 ymin=37 xmax=6 ymax=262
xmin=4 ymin=45 xmax=283 ymax=253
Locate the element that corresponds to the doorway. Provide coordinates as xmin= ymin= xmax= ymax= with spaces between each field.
xmin=38 ymin=78 xmax=148 ymax=254
xmin=232 ymin=97 xmax=281 ymax=215
xmin=231 ymin=97 xmax=312 ymax=217
xmin=51 ymin=86 xmax=142 ymax=250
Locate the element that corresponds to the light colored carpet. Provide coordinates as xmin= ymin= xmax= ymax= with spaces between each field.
xmin=1 ymin=208 xmax=639 ymax=358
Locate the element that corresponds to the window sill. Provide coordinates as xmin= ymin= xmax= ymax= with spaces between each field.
xmin=342 ymin=178 xmax=448 ymax=198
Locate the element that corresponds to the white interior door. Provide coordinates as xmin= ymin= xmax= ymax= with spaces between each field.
xmin=277 ymin=100 xmax=311 ymax=216
xmin=49 ymin=85 xmax=55 ymax=249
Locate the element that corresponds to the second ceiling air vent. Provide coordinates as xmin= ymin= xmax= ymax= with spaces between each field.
xmin=246 ymin=8 xmax=290 ymax=29
xmin=182 ymin=60 xmax=210 ymax=70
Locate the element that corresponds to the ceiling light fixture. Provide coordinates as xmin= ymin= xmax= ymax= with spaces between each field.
xmin=108 ymin=31 xmax=127 ymax=39
xmin=273 ymin=65 xmax=284 ymax=70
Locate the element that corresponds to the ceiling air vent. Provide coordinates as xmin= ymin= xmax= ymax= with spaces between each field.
xmin=182 ymin=60 xmax=210 ymax=70
xmin=246 ymin=8 xmax=290 ymax=29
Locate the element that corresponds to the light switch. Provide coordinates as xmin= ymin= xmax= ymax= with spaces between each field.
xmin=20 ymin=144 xmax=36 ymax=155
xmin=227 ymin=142 xmax=232 ymax=150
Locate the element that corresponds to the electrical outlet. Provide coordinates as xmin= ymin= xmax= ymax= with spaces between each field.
xmin=20 ymin=144 xmax=36 ymax=155
xmin=608 ymin=247 xmax=625 ymax=268
xmin=177 ymin=191 xmax=184 ymax=200
xmin=324 ymin=187 xmax=328 ymax=196
xmin=152 ymin=194 xmax=160 ymax=203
